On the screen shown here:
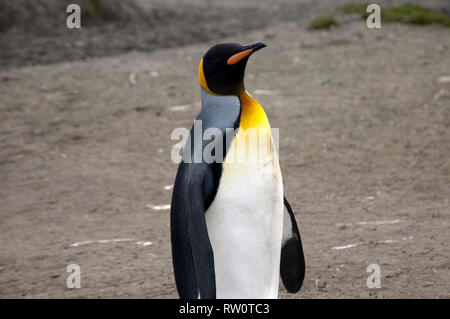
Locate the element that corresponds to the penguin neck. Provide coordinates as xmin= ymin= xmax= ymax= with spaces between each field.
xmin=238 ymin=91 xmax=270 ymax=130
xmin=199 ymin=88 xmax=270 ymax=130
xmin=198 ymin=58 xmax=269 ymax=130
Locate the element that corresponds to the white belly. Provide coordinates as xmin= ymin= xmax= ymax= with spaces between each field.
xmin=205 ymin=133 xmax=284 ymax=298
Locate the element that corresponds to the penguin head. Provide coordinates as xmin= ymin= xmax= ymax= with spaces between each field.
xmin=199 ymin=42 xmax=266 ymax=96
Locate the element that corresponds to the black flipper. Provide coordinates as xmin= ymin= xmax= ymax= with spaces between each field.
xmin=280 ymin=197 xmax=305 ymax=293
xmin=170 ymin=89 xmax=241 ymax=299
xmin=170 ymin=163 xmax=216 ymax=298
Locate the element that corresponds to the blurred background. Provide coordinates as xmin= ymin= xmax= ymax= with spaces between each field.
xmin=1 ymin=0 xmax=448 ymax=69
xmin=0 ymin=0 xmax=449 ymax=298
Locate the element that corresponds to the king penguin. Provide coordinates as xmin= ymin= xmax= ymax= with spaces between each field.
xmin=170 ymin=42 xmax=305 ymax=299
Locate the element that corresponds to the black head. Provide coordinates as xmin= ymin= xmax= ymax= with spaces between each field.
xmin=199 ymin=42 xmax=266 ymax=95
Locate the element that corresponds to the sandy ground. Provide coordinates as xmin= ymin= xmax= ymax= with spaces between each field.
xmin=1 ymin=3 xmax=450 ymax=299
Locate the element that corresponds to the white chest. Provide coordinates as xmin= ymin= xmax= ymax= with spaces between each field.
xmin=205 ymin=131 xmax=284 ymax=298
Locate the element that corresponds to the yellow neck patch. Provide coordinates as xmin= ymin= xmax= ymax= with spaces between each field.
xmin=238 ymin=91 xmax=270 ymax=130
xmin=227 ymin=93 xmax=274 ymax=164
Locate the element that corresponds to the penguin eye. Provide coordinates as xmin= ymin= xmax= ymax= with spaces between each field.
xmin=211 ymin=56 xmax=221 ymax=63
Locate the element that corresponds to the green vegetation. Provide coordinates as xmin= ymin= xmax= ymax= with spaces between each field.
xmin=383 ymin=4 xmax=450 ymax=26
xmin=85 ymin=0 xmax=103 ymax=21
xmin=307 ymin=16 xmax=340 ymax=30
xmin=24 ymin=0 xmax=35 ymax=11
xmin=83 ymin=0 xmax=119 ymax=23
xmin=338 ymin=2 xmax=370 ymax=17
xmin=338 ymin=2 xmax=450 ymax=27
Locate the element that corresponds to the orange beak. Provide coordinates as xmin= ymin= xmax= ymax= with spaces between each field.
xmin=226 ymin=42 xmax=266 ymax=65
xmin=227 ymin=49 xmax=254 ymax=65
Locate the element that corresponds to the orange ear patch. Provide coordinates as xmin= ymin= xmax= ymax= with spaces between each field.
xmin=227 ymin=49 xmax=253 ymax=65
